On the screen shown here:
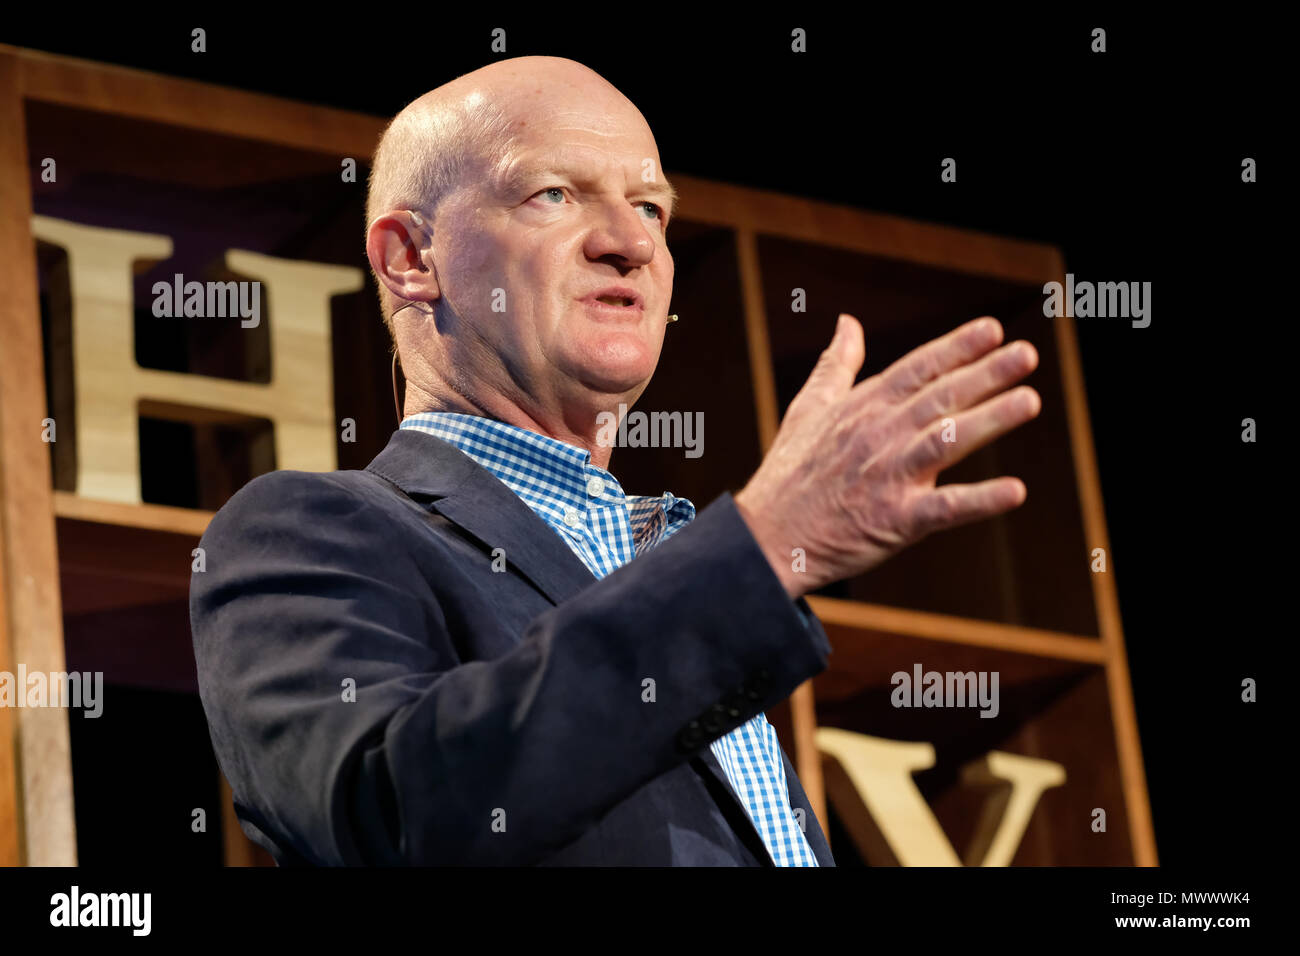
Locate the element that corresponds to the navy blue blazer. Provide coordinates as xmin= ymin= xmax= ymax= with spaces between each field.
xmin=189 ymin=427 xmax=836 ymax=866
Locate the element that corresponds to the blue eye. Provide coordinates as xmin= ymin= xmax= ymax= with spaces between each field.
xmin=537 ymin=187 xmax=565 ymax=203
xmin=638 ymin=201 xmax=663 ymax=220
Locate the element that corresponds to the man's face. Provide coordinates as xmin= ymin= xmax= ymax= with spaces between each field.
xmin=432 ymin=102 xmax=675 ymax=418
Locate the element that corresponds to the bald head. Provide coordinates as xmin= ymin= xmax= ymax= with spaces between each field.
xmin=365 ymin=57 xmax=660 ymax=337
xmin=364 ymin=57 xmax=676 ymax=463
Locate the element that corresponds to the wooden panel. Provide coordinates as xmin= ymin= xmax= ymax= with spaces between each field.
xmin=608 ymin=221 xmax=762 ymax=503
xmin=0 ymin=492 xmax=17 ymax=866
xmin=7 ymin=43 xmax=384 ymax=157
xmin=735 ymin=222 xmax=828 ymax=833
xmin=56 ymin=513 xmax=200 ymax=694
xmin=24 ymin=98 xmax=382 ymax=507
xmin=758 ymin=236 xmax=1098 ymax=636
xmin=673 ymin=172 xmax=1060 ymax=285
xmin=0 ymin=53 xmax=26 ymax=870
xmin=813 ymin=625 xmax=1133 ymax=865
xmin=0 ymin=43 xmax=1154 ymax=868
xmin=810 ymin=597 xmax=1105 ymax=664
xmin=54 ymin=491 xmax=213 ymax=538
xmin=0 ymin=51 xmax=77 ymax=865
xmin=1047 ymin=251 xmax=1156 ymax=865
xmin=736 ymin=228 xmax=780 ymax=450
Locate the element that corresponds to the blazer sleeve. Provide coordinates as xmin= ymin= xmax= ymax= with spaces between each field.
xmin=190 ymin=469 xmax=832 ymax=866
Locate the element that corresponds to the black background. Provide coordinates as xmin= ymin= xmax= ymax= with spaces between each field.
xmin=2 ymin=11 xmax=1282 ymax=870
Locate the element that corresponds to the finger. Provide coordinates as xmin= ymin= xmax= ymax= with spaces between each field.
xmin=795 ymin=313 xmax=866 ymax=403
xmin=870 ymin=316 xmax=1004 ymax=403
xmin=900 ymin=385 xmax=1041 ymax=476
xmin=903 ymin=340 xmax=1039 ymax=431
xmin=910 ymin=477 xmax=1028 ymax=539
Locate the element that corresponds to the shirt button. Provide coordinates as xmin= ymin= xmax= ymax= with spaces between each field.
xmin=586 ymin=477 xmax=606 ymax=497
xmin=563 ymin=508 xmax=582 ymax=528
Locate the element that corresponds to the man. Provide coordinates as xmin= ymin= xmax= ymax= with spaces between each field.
xmin=190 ymin=56 xmax=1041 ymax=866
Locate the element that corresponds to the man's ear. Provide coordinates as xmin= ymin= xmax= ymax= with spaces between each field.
xmin=366 ymin=210 xmax=440 ymax=309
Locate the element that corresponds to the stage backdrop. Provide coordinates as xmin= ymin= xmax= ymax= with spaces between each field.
xmin=0 ymin=44 xmax=1155 ymax=866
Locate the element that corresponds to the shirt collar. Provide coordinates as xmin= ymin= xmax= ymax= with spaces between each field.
xmin=398 ymin=412 xmax=694 ymax=533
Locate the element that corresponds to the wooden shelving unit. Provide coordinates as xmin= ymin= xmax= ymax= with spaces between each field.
xmin=0 ymin=43 xmax=1154 ymax=866
xmin=53 ymin=491 xmax=214 ymax=537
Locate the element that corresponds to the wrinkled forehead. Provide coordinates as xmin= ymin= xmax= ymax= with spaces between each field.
xmin=502 ymin=98 xmax=658 ymax=152
xmin=500 ymin=104 xmax=657 ymax=176
xmin=448 ymin=82 xmax=663 ymax=206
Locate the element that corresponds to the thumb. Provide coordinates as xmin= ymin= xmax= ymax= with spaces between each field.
xmin=782 ymin=313 xmax=866 ymax=425
xmin=833 ymin=313 xmax=866 ymax=376
xmin=811 ymin=313 xmax=865 ymax=392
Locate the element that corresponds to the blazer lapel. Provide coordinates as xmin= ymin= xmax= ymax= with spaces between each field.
xmin=365 ymin=428 xmax=595 ymax=605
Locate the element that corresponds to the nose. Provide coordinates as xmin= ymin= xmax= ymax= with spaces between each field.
xmin=583 ymin=199 xmax=656 ymax=268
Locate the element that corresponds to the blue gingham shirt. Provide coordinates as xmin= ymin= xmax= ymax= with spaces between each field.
xmin=401 ymin=411 xmax=818 ymax=866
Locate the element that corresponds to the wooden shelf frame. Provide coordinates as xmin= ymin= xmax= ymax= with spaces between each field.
xmin=53 ymin=491 xmax=214 ymax=538
xmin=0 ymin=42 xmax=1154 ymax=866
xmin=733 ymin=216 xmax=1155 ymax=863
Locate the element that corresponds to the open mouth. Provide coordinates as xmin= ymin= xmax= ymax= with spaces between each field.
xmin=595 ymin=295 xmax=636 ymax=307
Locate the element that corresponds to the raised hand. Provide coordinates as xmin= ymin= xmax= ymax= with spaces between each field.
xmin=734 ymin=313 xmax=1041 ymax=599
